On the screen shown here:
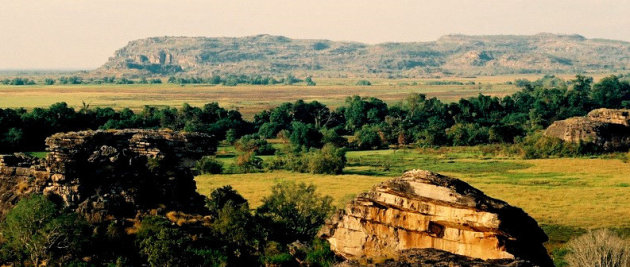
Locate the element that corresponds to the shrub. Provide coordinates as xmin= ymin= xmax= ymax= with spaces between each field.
xmin=306 ymin=144 xmax=346 ymax=174
xmin=1 ymin=194 xmax=88 ymax=265
xmin=206 ymin=185 xmax=248 ymax=216
xmin=256 ymin=182 xmax=335 ymax=244
xmin=235 ymin=134 xmax=275 ymax=155
xmin=304 ymin=239 xmax=336 ymax=267
xmin=196 ymin=156 xmax=223 ymax=174
xmin=565 ymin=229 xmax=630 ymax=267
xmin=236 ymin=152 xmax=263 ymax=173
xmin=136 ymin=216 xmax=192 ymax=267
xmin=356 ymin=80 xmax=371 ymax=86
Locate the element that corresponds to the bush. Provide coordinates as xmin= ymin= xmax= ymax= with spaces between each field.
xmin=136 ymin=216 xmax=193 ymax=267
xmin=306 ymin=144 xmax=346 ymax=174
xmin=196 ymin=156 xmax=223 ymax=174
xmin=565 ymin=229 xmax=630 ymax=267
xmin=236 ymin=152 xmax=263 ymax=173
xmin=1 ymin=195 xmax=88 ymax=265
xmin=304 ymin=239 xmax=336 ymax=267
xmin=206 ymin=185 xmax=248 ymax=216
xmin=356 ymin=80 xmax=371 ymax=86
xmin=256 ymin=182 xmax=334 ymax=244
xmin=235 ymin=134 xmax=275 ymax=155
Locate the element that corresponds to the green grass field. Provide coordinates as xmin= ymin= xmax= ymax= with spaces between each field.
xmin=196 ymin=146 xmax=630 ymax=262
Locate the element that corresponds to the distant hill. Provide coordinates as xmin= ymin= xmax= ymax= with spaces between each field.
xmin=92 ymin=33 xmax=630 ymax=78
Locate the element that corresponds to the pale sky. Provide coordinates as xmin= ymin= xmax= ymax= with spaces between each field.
xmin=1 ymin=0 xmax=629 ymax=70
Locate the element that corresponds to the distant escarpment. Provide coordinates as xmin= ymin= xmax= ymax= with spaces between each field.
xmin=93 ymin=33 xmax=630 ymax=78
xmin=544 ymin=108 xmax=630 ymax=151
xmin=0 ymin=129 xmax=215 ymax=222
xmin=318 ymin=170 xmax=553 ymax=267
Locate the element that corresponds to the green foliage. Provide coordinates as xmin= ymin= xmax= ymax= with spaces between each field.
xmin=256 ymin=182 xmax=335 ymax=243
xmin=196 ymin=156 xmax=223 ymax=174
xmin=235 ymin=134 xmax=275 ymax=155
xmin=591 ymin=75 xmax=630 ymax=108
xmin=225 ymin=129 xmax=237 ymax=144
xmin=354 ymin=124 xmax=386 ymax=150
xmin=305 ymin=76 xmax=316 ymax=86
xmin=306 ymin=144 xmax=346 ymax=174
xmin=514 ymin=132 xmax=602 ymax=159
xmin=206 ymin=185 xmax=249 ymax=216
xmin=304 ymin=239 xmax=336 ymax=267
xmin=0 ymin=195 xmax=88 ymax=265
xmin=320 ymin=127 xmax=348 ymax=147
xmin=136 ymin=216 xmax=193 ymax=267
xmin=289 ymin=122 xmax=323 ymax=150
xmin=355 ymin=79 xmax=371 ymax=86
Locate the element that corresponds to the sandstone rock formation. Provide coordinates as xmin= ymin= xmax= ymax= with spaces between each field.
xmin=319 ymin=170 xmax=552 ymax=267
xmin=544 ymin=108 xmax=630 ymax=151
xmin=0 ymin=129 xmax=216 ymax=222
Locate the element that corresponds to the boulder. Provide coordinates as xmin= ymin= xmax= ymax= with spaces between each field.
xmin=0 ymin=129 xmax=216 ymax=222
xmin=318 ymin=170 xmax=552 ymax=267
xmin=544 ymin=108 xmax=630 ymax=151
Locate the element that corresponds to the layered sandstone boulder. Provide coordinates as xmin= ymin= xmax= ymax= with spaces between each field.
xmin=0 ymin=129 xmax=216 ymax=222
xmin=319 ymin=170 xmax=552 ymax=267
xmin=544 ymin=108 xmax=630 ymax=151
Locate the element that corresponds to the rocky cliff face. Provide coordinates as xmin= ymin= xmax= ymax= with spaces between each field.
xmin=0 ymin=129 xmax=215 ymax=222
xmin=318 ymin=170 xmax=552 ymax=267
xmin=544 ymin=108 xmax=630 ymax=151
xmin=93 ymin=33 xmax=630 ymax=77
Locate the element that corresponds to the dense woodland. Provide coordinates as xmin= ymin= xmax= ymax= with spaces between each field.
xmin=1 ymin=75 xmax=629 ymax=157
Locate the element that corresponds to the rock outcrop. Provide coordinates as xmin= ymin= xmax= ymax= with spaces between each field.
xmin=544 ymin=108 xmax=630 ymax=151
xmin=319 ymin=170 xmax=552 ymax=267
xmin=0 ymin=129 xmax=216 ymax=222
xmin=94 ymin=34 xmax=630 ymax=77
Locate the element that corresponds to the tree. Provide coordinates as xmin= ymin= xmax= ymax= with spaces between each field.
xmin=305 ymin=76 xmax=316 ymax=86
xmin=196 ymin=156 xmax=223 ymax=174
xmin=256 ymin=182 xmax=334 ymax=243
xmin=354 ymin=124 xmax=386 ymax=150
xmin=289 ymin=122 xmax=323 ymax=150
xmin=1 ymin=195 xmax=88 ymax=265
xmin=591 ymin=75 xmax=630 ymax=108
xmin=136 ymin=216 xmax=192 ymax=267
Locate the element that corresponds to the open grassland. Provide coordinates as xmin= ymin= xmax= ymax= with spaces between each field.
xmin=0 ymin=77 xmax=524 ymax=118
xmin=1 ymin=74 xmax=616 ymax=118
xmin=197 ymin=147 xmax=630 ymax=229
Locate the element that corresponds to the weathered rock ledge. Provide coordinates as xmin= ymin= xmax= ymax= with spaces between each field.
xmin=0 ymin=129 xmax=216 ymax=222
xmin=319 ymin=170 xmax=553 ymax=267
xmin=544 ymin=108 xmax=630 ymax=151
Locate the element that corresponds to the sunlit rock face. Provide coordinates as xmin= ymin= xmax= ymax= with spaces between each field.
xmin=319 ymin=170 xmax=553 ymax=267
xmin=544 ymin=108 xmax=630 ymax=151
xmin=0 ymin=129 xmax=215 ymax=222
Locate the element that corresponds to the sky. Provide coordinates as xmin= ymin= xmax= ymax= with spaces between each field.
xmin=1 ymin=0 xmax=629 ymax=70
